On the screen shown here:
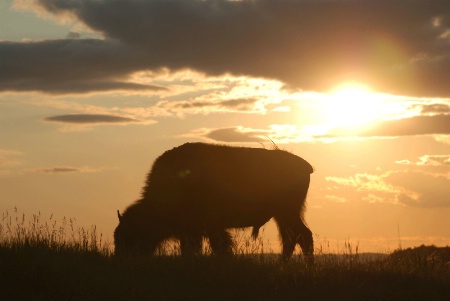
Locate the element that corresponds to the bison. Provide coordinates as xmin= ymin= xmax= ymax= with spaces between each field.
xmin=114 ymin=142 xmax=314 ymax=262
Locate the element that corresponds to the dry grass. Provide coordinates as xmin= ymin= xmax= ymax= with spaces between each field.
xmin=0 ymin=208 xmax=449 ymax=301
xmin=0 ymin=207 xmax=111 ymax=255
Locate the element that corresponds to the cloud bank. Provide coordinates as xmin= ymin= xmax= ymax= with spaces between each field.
xmin=3 ymin=0 xmax=450 ymax=97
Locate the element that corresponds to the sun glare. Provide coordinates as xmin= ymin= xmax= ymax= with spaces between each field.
xmin=321 ymin=82 xmax=383 ymax=127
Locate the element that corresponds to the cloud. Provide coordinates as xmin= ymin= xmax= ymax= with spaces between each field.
xmin=0 ymin=78 xmax=165 ymax=95
xmin=183 ymin=124 xmax=315 ymax=143
xmin=3 ymin=0 xmax=450 ymax=97
xmin=326 ymin=170 xmax=450 ymax=208
xmin=148 ymin=73 xmax=289 ymax=115
xmin=183 ymin=126 xmax=267 ymax=143
xmin=176 ymin=98 xmax=257 ymax=111
xmin=417 ymin=155 xmax=450 ymax=166
xmin=326 ymin=173 xmax=404 ymax=197
xmin=206 ymin=127 xmax=266 ymax=143
xmin=0 ymin=39 xmax=166 ymax=94
xmin=37 ymin=166 xmax=101 ymax=174
xmin=419 ymin=104 xmax=450 ymax=115
xmin=43 ymin=113 xmax=156 ymax=131
xmin=44 ymin=114 xmax=140 ymax=124
xmin=396 ymin=155 xmax=450 ymax=166
xmin=327 ymin=115 xmax=450 ymax=138
xmin=385 ymin=171 xmax=450 ymax=208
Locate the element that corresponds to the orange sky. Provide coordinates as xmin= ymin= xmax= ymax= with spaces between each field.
xmin=1 ymin=0 xmax=450 ymax=253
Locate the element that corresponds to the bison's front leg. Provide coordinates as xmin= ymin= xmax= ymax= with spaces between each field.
xmin=179 ymin=232 xmax=203 ymax=256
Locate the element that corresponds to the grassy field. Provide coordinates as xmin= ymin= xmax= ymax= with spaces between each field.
xmin=1 ymin=209 xmax=449 ymax=301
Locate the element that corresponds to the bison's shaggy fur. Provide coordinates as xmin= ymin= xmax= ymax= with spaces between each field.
xmin=115 ymin=143 xmax=314 ymax=261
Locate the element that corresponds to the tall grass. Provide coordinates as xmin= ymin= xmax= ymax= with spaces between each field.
xmin=1 ymin=208 xmax=449 ymax=301
xmin=0 ymin=207 xmax=111 ymax=255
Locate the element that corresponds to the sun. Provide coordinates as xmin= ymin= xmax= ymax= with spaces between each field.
xmin=320 ymin=82 xmax=383 ymax=127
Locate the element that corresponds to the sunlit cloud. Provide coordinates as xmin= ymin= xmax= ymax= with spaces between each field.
xmin=396 ymin=155 xmax=450 ymax=166
xmin=433 ymin=135 xmax=450 ymax=145
xmin=386 ymin=171 xmax=450 ymax=207
xmin=16 ymin=70 xmax=290 ymax=118
xmin=325 ymin=195 xmax=348 ymax=204
xmin=291 ymin=92 xmax=450 ymax=141
xmin=325 ymin=172 xmax=413 ymax=206
xmin=326 ymin=170 xmax=450 ymax=208
xmin=394 ymin=160 xmax=412 ymax=166
xmin=326 ymin=173 xmax=406 ymax=195
xmin=145 ymin=72 xmax=289 ymax=116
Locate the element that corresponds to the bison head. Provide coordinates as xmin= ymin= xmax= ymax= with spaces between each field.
xmin=114 ymin=203 xmax=171 ymax=257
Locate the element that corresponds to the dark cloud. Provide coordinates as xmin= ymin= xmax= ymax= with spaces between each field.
xmin=206 ymin=127 xmax=266 ymax=143
xmin=0 ymin=39 xmax=166 ymax=94
xmin=0 ymin=78 xmax=165 ymax=94
xmin=2 ymin=0 xmax=449 ymax=96
xmin=44 ymin=114 xmax=140 ymax=124
xmin=328 ymin=115 xmax=450 ymax=138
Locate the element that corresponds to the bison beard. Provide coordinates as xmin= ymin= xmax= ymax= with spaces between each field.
xmin=114 ymin=143 xmax=314 ymax=262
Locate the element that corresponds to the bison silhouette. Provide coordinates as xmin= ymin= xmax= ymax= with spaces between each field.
xmin=114 ymin=142 xmax=314 ymax=261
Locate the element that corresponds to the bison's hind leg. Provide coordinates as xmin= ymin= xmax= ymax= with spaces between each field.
xmin=275 ymin=214 xmax=314 ymax=263
xmin=297 ymin=221 xmax=314 ymax=264
xmin=208 ymin=229 xmax=234 ymax=255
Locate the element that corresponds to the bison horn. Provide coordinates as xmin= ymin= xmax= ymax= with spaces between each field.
xmin=117 ymin=210 xmax=122 ymax=222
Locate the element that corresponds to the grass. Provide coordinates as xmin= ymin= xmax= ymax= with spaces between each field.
xmin=1 ymin=209 xmax=449 ymax=301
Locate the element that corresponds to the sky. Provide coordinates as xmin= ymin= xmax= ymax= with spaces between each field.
xmin=1 ymin=0 xmax=450 ymax=253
